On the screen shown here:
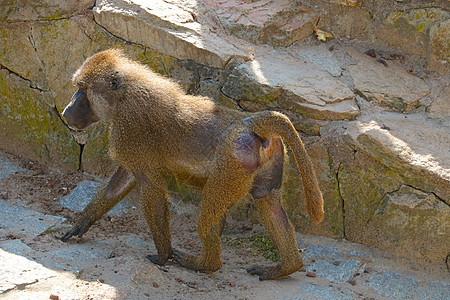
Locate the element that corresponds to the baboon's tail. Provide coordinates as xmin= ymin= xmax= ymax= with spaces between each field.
xmin=244 ymin=111 xmax=324 ymax=224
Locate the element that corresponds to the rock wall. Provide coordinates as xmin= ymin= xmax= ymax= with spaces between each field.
xmin=0 ymin=0 xmax=448 ymax=265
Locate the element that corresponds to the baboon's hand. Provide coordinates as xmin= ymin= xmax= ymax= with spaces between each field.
xmin=61 ymin=217 xmax=93 ymax=241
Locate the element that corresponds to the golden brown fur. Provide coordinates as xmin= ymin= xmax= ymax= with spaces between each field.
xmin=61 ymin=49 xmax=323 ymax=280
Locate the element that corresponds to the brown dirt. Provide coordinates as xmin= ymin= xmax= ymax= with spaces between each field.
xmin=1 ymin=151 xmax=448 ymax=300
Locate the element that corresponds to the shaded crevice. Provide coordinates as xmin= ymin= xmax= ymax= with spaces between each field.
xmin=377 ymin=182 xmax=449 ymax=209
xmin=27 ymin=27 xmax=46 ymax=71
xmin=1 ymin=17 xmax=72 ymax=24
xmin=236 ymin=101 xmax=246 ymax=111
xmin=81 ymin=28 xmax=93 ymax=41
xmin=364 ymin=184 xmax=402 ymax=226
xmin=0 ymin=64 xmax=46 ymax=92
xmin=365 ymin=182 xmax=449 ymax=227
xmin=78 ymin=144 xmax=84 ymax=171
xmin=93 ymin=18 xmax=147 ymax=49
xmin=143 ymin=47 xmax=170 ymax=76
xmin=403 ymin=184 xmax=449 ymax=207
xmin=335 ymin=162 xmax=346 ymax=238
xmin=219 ymin=86 xmax=247 ymax=111
xmin=53 ymin=105 xmax=69 ymax=128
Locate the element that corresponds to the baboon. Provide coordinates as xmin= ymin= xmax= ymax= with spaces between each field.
xmin=61 ymin=49 xmax=324 ymax=280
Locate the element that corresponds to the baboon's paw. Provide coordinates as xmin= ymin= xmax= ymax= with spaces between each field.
xmin=247 ymin=264 xmax=294 ymax=281
xmin=173 ymin=250 xmax=221 ymax=273
xmin=172 ymin=250 xmax=193 ymax=266
xmin=60 ymin=218 xmax=92 ymax=241
xmin=146 ymin=254 xmax=169 ymax=266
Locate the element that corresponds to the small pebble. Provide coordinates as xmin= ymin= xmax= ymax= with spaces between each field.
xmin=306 ymin=272 xmax=316 ymax=278
xmin=365 ymin=49 xmax=376 ymax=58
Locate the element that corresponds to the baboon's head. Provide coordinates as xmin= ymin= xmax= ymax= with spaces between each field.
xmin=62 ymin=49 xmax=127 ymax=130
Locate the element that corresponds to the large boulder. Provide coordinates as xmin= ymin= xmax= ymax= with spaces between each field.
xmin=429 ymin=18 xmax=450 ymax=73
xmin=202 ymin=0 xmax=319 ymax=47
xmin=428 ymin=85 xmax=450 ymax=119
xmin=93 ymin=0 xmax=249 ymax=69
xmin=0 ymin=69 xmax=79 ymax=172
xmin=347 ymin=48 xmax=430 ymax=112
xmin=278 ymin=111 xmax=449 ymax=264
xmin=0 ymin=0 xmax=94 ymax=21
xmin=0 ymin=9 xmax=178 ymax=174
xmin=222 ymin=48 xmax=359 ymax=123
xmin=329 ymin=112 xmax=448 ymax=262
xmin=307 ymin=1 xmax=450 ymax=74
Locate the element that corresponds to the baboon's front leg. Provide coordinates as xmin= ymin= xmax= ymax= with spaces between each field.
xmin=247 ymin=189 xmax=303 ymax=280
xmin=61 ymin=166 xmax=136 ymax=241
xmin=140 ymin=172 xmax=173 ymax=266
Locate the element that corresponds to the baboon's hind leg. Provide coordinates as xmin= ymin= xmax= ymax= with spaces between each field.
xmin=247 ymin=139 xmax=303 ymax=280
xmin=247 ymin=189 xmax=303 ymax=280
xmin=175 ymin=156 xmax=254 ymax=272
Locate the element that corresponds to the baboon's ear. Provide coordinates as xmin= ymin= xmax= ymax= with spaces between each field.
xmin=109 ymin=71 xmax=122 ymax=91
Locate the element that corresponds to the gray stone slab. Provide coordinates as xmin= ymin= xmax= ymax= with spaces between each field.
xmin=121 ymin=236 xmax=156 ymax=253
xmin=283 ymin=284 xmax=355 ymax=300
xmin=0 ymin=239 xmax=83 ymax=276
xmin=39 ymin=259 xmax=85 ymax=276
xmin=342 ymin=249 xmax=367 ymax=257
xmin=292 ymin=45 xmax=344 ymax=77
xmin=365 ymin=272 xmax=418 ymax=299
xmin=60 ymin=180 xmax=100 ymax=211
xmin=60 ymin=180 xmax=134 ymax=216
xmin=0 ymin=248 xmax=56 ymax=294
xmin=347 ymin=48 xmax=430 ymax=112
xmin=297 ymin=242 xmax=341 ymax=260
xmin=0 ymin=239 xmax=34 ymax=256
xmin=37 ymin=241 xmax=117 ymax=276
xmin=365 ymin=272 xmax=450 ymax=300
xmin=428 ymin=85 xmax=450 ymax=119
xmin=0 ymin=155 xmax=26 ymax=179
xmin=46 ymin=241 xmax=116 ymax=267
xmin=0 ymin=200 xmax=66 ymax=238
xmin=424 ymin=282 xmax=450 ymax=300
xmin=307 ymin=259 xmax=361 ymax=283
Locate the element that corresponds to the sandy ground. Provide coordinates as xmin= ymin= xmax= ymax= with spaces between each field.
xmin=0 ymin=151 xmax=448 ymax=300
